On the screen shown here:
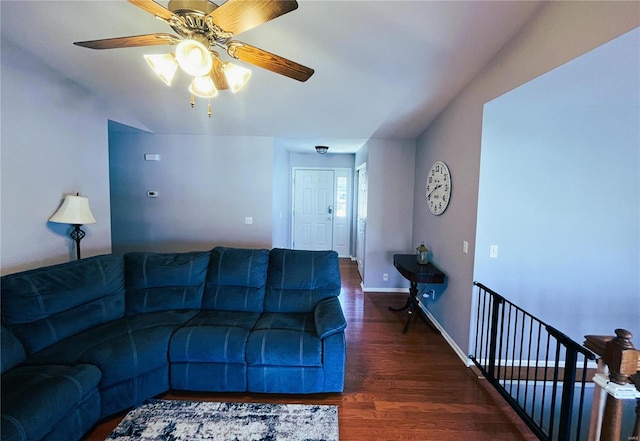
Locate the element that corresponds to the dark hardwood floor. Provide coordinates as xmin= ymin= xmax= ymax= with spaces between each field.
xmin=84 ymin=258 xmax=536 ymax=440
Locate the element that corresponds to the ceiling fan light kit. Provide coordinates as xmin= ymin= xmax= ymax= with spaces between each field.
xmin=74 ymin=0 xmax=314 ymax=118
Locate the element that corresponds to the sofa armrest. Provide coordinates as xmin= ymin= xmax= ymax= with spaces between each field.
xmin=314 ymin=297 xmax=347 ymax=339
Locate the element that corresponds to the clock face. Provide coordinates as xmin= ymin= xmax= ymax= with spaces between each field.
xmin=426 ymin=161 xmax=451 ymax=215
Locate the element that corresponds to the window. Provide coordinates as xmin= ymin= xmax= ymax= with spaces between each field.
xmin=336 ymin=176 xmax=347 ymax=218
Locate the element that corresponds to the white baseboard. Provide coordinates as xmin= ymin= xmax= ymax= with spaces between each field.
xmin=361 ymin=285 xmax=407 ymax=293
xmin=417 ymin=300 xmax=472 ymax=367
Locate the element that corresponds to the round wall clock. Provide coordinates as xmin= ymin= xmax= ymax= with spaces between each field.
xmin=426 ymin=161 xmax=451 ymax=215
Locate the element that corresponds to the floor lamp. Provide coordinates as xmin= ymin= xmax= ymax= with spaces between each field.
xmin=49 ymin=193 xmax=96 ymax=260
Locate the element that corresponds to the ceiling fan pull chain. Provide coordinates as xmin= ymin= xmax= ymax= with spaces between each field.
xmin=190 ymin=93 xmax=195 ymax=108
xmin=207 ymin=101 xmax=212 ymax=118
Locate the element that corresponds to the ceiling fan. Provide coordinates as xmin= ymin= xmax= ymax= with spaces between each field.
xmin=74 ymin=0 xmax=314 ymax=113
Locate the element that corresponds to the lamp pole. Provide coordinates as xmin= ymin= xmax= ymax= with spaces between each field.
xmin=69 ymin=224 xmax=86 ymax=260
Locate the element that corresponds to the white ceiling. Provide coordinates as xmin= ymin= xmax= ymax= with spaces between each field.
xmin=1 ymin=0 xmax=542 ymax=153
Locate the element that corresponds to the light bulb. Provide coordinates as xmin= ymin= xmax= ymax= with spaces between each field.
xmin=175 ymin=39 xmax=213 ymax=77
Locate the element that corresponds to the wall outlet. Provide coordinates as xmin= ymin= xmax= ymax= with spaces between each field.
xmin=463 ymin=240 xmax=469 ymax=254
xmin=144 ymin=153 xmax=160 ymax=161
xmin=244 ymin=217 xmax=253 ymax=225
xmin=490 ymin=245 xmax=498 ymax=258
xmin=423 ymin=289 xmax=436 ymax=299
xmin=383 ymin=273 xmax=388 ymax=281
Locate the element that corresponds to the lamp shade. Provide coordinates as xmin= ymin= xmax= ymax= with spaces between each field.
xmin=222 ymin=62 xmax=252 ymax=93
xmin=189 ymin=75 xmax=218 ymax=98
xmin=144 ymin=53 xmax=178 ymax=86
xmin=49 ymin=195 xmax=96 ymax=225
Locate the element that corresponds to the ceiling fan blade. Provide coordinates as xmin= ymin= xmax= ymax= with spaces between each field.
xmin=208 ymin=0 xmax=298 ymax=36
xmin=73 ymin=34 xmax=178 ymax=50
xmin=210 ymin=55 xmax=229 ymax=90
xmin=227 ymin=41 xmax=314 ymax=82
xmin=128 ymin=0 xmax=176 ymax=21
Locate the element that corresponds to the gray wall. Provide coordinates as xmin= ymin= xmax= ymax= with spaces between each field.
xmin=476 ymin=27 xmax=640 ymax=342
xmin=109 ymin=131 xmax=274 ymax=253
xmin=0 ymin=39 xmax=115 ymax=274
xmin=272 ymin=142 xmax=291 ymax=248
xmin=359 ymin=139 xmax=416 ymax=290
xmin=412 ymin=2 xmax=639 ymax=355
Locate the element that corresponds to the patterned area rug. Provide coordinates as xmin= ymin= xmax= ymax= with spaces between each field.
xmin=106 ymin=399 xmax=339 ymax=441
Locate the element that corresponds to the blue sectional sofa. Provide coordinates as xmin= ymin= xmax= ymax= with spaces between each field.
xmin=0 ymin=247 xmax=347 ymax=441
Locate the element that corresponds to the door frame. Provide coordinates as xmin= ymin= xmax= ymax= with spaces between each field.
xmin=291 ymin=166 xmax=353 ymax=257
xmin=355 ymin=162 xmax=367 ymax=280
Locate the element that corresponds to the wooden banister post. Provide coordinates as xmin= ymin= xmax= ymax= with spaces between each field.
xmin=633 ymin=372 xmax=639 ymax=440
xmin=584 ymin=335 xmax=610 ymax=441
xmin=600 ymin=329 xmax=639 ymax=441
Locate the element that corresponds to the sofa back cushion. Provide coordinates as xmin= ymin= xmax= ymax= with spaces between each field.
xmin=0 ymin=254 xmax=125 ymax=354
xmin=202 ymin=247 xmax=269 ymax=312
xmin=1 ymin=325 xmax=26 ymax=374
xmin=125 ymin=251 xmax=211 ymax=315
xmin=265 ymin=249 xmax=341 ymax=313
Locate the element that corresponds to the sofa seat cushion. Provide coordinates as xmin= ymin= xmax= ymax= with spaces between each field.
xmin=253 ymin=312 xmax=316 ymax=334
xmin=1 ymin=254 xmax=125 ymax=354
xmin=246 ymin=328 xmax=322 ymax=367
xmin=170 ymin=326 xmax=251 ymax=364
xmin=185 ymin=310 xmax=261 ymax=329
xmin=1 ymin=363 xmax=101 ymax=441
xmin=171 ymin=310 xmax=259 ymax=364
xmin=26 ymin=310 xmax=198 ymax=388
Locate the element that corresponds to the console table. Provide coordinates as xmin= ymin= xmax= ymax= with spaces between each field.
xmin=389 ymin=254 xmax=446 ymax=333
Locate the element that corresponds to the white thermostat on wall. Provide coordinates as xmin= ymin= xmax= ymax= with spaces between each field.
xmin=144 ymin=153 xmax=160 ymax=161
xmin=146 ymin=191 xmax=158 ymax=198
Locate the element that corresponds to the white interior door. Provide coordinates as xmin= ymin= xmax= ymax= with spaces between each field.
xmin=293 ymin=169 xmax=335 ymax=251
xmin=356 ymin=165 xmax=367 ymax=279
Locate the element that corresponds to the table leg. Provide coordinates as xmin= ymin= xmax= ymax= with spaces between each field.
xmin=389 ymin=282 xmax=440 ymax=334
xmin=388 ymin=297 xmax=411 ymax=312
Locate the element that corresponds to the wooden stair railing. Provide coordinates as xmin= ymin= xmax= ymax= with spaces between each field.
xmin=584 ymin=329 xmax=640 ymax=441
